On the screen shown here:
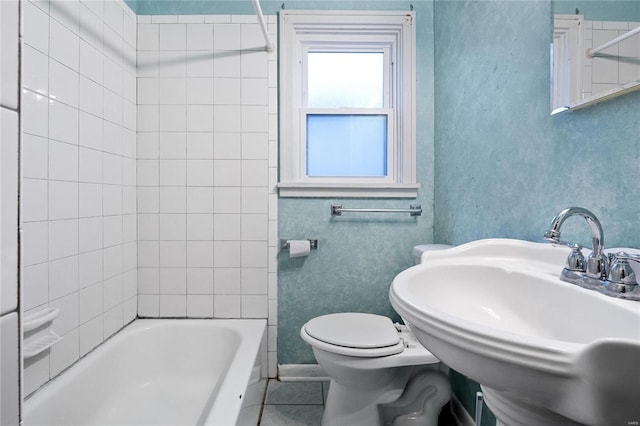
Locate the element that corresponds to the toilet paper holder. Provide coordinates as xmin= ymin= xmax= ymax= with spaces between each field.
xmin=280 ymin=239 xmax=319 ymax=250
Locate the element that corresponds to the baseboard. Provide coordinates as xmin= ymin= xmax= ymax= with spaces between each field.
xmin=450 ymin=394 xmax=475 ymax=426
xmin=277 ymin=364 xmax=329 ymax=381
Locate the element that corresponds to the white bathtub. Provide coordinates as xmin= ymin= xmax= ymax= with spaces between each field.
xmin=24 ymin=319 xmax=266 ymax=426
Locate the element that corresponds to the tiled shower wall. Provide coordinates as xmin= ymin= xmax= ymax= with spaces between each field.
xmin=582 ymin=20 xmax=640 ymax=99
xmin=20 ymin=0 xmax=138 ymax=394
xmin=135 ymin=15 xmax=278 ymax=376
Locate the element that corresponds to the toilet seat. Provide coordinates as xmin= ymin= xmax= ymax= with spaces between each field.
xmin=302 ymin=313 xmax=406 ymax=357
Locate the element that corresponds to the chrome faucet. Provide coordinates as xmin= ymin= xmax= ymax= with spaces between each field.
xmin=544 ymin=207 xmax=608 ymax=281
xmin=545 ymin=207 xmax=640 ymax=300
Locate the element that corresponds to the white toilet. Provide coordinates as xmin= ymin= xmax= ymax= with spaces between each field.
xmin=300 ymin=245 xmax=452 ymax=426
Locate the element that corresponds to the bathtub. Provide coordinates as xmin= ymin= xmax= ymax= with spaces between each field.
xmin=23 ymin=319 xmax=266 ymax=426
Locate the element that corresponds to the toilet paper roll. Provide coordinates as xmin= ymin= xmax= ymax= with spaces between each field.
xmin=289 ymin=240 xmax=311 ymax=258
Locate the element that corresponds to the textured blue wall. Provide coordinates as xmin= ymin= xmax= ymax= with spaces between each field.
xmin=433 ymin=0 xmax=639 ymax=421
xmin=433 ymin=0 xmax=640 ymax=250
xmin=278 ymin=0 xmax=435 ymax=365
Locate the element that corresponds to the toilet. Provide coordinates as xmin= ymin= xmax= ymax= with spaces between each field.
xmin=300 ymin=245 xmax=453 ymax=426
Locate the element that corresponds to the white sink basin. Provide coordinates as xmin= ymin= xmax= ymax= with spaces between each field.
xmin=389 ymin=239 xmax=640 ymax=426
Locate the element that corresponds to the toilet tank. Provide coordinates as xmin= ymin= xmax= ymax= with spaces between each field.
xmin=413 ymin=244 xmax=453 ymax=265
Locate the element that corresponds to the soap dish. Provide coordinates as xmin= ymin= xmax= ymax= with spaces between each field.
xmin=23 ymin=307 xmax=62 ymax=360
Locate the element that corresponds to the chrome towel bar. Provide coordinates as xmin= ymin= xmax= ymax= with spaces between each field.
xmin=331 ymin=204 xmax=422 ymax=217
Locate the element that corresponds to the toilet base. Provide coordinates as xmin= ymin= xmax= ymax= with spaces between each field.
xmin=322 ymin=366 xmax=451 ymax=426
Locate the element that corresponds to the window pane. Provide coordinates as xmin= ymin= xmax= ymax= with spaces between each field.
xmin=306 ymin=115 xmax=387 ymax=177
xmin=307 ymin=52 xmax=384 ymax=108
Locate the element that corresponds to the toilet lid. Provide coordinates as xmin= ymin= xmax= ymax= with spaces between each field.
xmin=304 ymin=313 xmax=400 ymax=349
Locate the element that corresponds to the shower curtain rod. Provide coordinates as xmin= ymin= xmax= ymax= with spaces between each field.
xmin=588 ymin=25 xmax=640 ymax=57
xmin=252 ymin=0 xmax=273 ymax=51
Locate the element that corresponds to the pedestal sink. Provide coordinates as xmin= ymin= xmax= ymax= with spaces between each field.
xmin=389 ymin=239 xmax=640 ymax=426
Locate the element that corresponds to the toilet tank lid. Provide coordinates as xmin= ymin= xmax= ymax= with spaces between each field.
xmin=413 ymin=244 xmax=453 ymax=258
xmin=304 ymin=313 xmax=400 ymax=349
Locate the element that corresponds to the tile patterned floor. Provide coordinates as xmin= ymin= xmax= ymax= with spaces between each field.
xmin=258 ymin=379 xmax=457 ymax=426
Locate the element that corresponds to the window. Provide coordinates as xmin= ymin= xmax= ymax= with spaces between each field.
xmin=279 ymin=11 xmax=418 ymax=197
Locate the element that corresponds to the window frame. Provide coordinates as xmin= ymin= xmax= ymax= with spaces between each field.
xmin=278 ymin=10 xmax=418 ymax=198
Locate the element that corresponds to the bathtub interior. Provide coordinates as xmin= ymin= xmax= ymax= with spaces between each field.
xmin=23 ymin=319 xmax=266 ymax=426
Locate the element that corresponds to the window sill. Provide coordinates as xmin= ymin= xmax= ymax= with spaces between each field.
xmin=277 ymin=182 xmax=421 ymax=198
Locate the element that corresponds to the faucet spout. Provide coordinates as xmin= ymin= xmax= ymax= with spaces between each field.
xmin=545 ymin=207 xmax=607 ymax=280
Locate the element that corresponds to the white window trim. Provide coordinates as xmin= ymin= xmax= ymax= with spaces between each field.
xmin=278 ymin=10 xmax=419 ymax=198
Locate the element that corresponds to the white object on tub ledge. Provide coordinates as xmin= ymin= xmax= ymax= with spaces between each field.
xmin=22 ymin=307 xmax=62 ymax=360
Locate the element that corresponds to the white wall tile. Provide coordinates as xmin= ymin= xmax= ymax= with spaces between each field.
xmin=186 ymin=187 xmax=214 ymax=213
xmin=138 ymin=213 xmax=159 ymax=240
xmin=213 ymin=24 xmax=240 ymax=51
xmin=187 ymin=132 xmax=214 ymax=159
xmin=242 ymin=294 xmax=267 ymax=318
xmin=49 ymin=292 xmax=79 ymax=335
xmin=186 ymin=241 xmax=214 ymax=267
xmin=138 ymin=267 xmax=160 ymax=294
xmin=214 ymin=294 xmax=240 ymax=318
xmin=79 ymin=217 xmax=103 ymax=253
xmin=50 ymin=18 xmax=80 ymax=71
xmin=79 ymin=39 xmax=104 ymax=84
xmin=159 ymin=186 xmax=186 ymax=213
xmin=159 ymin=24 xmax=186 ymax=51
xmin=186 ymin=51 xmax=214 ymax=77
xmin=49 ymin=255 xmax=79 ymax=300
xmin=159 ymin=241 xmax=186 ymax=267
xmin=50 ymin=59 xmax=79 ymax=108
xmin=79 ymin=147 xmax=103 ymax=183
xmin=159 ymin=214 xmax=186 ymax=240
xmin=49 ymin=140 xmax=79 ymax=181
xmin=159 ymin=294 xmax=186 ymax=317
xmin=159 ymin=78 xmax=186 ymax=104
xmin=22 ymin=1 xmax=50 ymax=54
xmin=187 ymin=294 xmax=213 ymax=317
xmin=186 ymin=159 xmax=214 ymax=186
xmin=22 ymin=263 xmax=49 ymax=311
xmin=213 ymin=160 xmax=241 ymax=186
xmin=48 ymin=181 xmax=78 ymax=221
xmin=158 ymin=51 xmax=186 ymax=77
xmin=213 ymin=78 xmax=240 ymax=104
xmin=213 ymin=241 xmax=240 ymax=267
xmin=186 ymin=78 xmax=214 ymax=104
xmin=159 ymin=159 xmax=186 ymax=186
xmin=79 ymin=183 xmax=102 ymax=217
xmin=49 ymin=219 xmax=79 ymax=260
xmin=21 ymin=179 xmax=48 ymax=222
xmin=78 ymin=250 xmax=102 ymax=289
xmin=187 ymin=24 xmax=213 ymax=51
xmin=22 ymin=45 xmax=49 ymax=96
xmin=213 ymin=187 xmax=241 ymax=213
xmin=241 ymin=78 xmax=268 ymax=105
xmin=79 ymin=315 xmax=103 ymax=356
xmin=213 ymin=132 xmax=241 ymax=159
xmin=213 ymin=214 xmax=240 ymax=240
xmin=78 ymin=112 xmax=103 ymax=150
xmin=138 ymin=24 xmax=159 ymax=50
xmin=49 ymin=328 xmax=79 ymax=376
xmin=186 ymin=105 xmax=214 ymax=131
xmin=159 ymin=104 xmax=186 ymax=132
xmin=49 ymin=101 xmax=79 ymax=144
xmin=22 ymin=90 xmax=49 ymax=137
xmin=187 ymin=267 xmax=214 ymax=294
xmin=214 ymin=267 xmax=240 ymax=294
xmin=138 ymin=295 xmax=159 ymax=317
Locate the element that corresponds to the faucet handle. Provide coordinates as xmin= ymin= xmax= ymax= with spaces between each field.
xmin=565 ymin=244 xmax=586 ymax=272
xmin=606 ymin=252 xmax=638 ymax=293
